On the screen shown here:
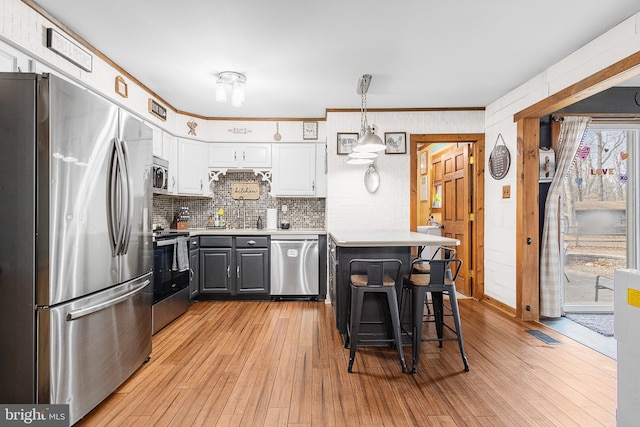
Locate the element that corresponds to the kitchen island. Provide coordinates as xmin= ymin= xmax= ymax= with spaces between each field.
xmin=328 ymin=230 xmax=460 ymax=341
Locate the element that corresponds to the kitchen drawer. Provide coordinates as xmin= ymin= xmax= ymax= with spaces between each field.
xmin=189 ymin=236 xmax=200 ymax=251
xmin=200 ymin=236 xmax=232 ymax=248
xmin=236 ymin=236 xmax=268 ymax=248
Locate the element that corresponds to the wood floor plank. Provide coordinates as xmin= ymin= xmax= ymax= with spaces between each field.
xmin=75 ymin=299 xmax=617 ymax=426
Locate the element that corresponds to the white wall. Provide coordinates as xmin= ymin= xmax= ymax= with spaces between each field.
xmin=483 ymin=12 xmax=640 ymax=307
xmin=326 ymin=110 xmax=485 ymax=232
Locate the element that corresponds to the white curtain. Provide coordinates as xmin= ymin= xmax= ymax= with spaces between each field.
xmin=539 ymin=116 xmax=591 ymax=318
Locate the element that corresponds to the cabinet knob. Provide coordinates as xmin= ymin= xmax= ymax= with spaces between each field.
xmin=236 ymin=266 xmax=240 ymax=278
xmin=227 ymin=266 xmax=231 ymax=278
xmin=247 ymin=240 xmax=256 ymax=245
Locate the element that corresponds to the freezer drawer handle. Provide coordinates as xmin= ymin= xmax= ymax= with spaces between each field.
xmin=66 ymin=280 xmax=150 ymax=321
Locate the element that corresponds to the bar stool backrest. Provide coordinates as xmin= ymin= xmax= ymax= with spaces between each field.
xmin=349 ymin=258 xmax=402 ymax=288
xmin=428 ymin=258 xmax=462 ymax=286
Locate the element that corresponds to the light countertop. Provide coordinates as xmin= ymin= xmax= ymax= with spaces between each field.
xmin=328 ymin=230 xmax=459 ymax=247
xmin=185 ymin=228 xmax=326 ymax=237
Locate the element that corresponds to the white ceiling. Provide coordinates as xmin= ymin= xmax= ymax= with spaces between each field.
xmin=32 ymin=0 xmax=640 ymax=119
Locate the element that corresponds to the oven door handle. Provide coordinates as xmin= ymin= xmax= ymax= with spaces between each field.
xmin=156 ymin=238 xmax=178 ymax=247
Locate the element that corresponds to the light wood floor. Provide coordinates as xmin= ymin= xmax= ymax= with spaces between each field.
xmin=76 ymin=299 xmax=617 ymax=426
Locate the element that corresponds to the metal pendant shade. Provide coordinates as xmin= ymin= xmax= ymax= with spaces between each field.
xmin=353 ymin=129 xmax=385 ymax=152
xmin=353 ymin=74 xmax=386 ymax=153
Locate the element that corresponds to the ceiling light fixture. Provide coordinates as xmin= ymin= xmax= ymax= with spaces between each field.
xmin=352 ymin=74 xmax=385 ymax=153
xmin=346 ymin=150 xmax=376 ymax=165
xmin=215 ymin=71 xmax=246 ymax=107
xmin=346 ymin=156 xmax=374 ymax=165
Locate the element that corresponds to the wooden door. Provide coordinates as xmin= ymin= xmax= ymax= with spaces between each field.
xmin=441 ymin=144 xmax=472 ymax=296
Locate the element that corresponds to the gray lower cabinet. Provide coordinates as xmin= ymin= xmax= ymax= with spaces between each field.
xmin=199 ymin=235 xmax=269 ymax=297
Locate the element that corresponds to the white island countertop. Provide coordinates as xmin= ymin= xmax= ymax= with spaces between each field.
xmin=329 ymin=230 xmax=459 ymax=247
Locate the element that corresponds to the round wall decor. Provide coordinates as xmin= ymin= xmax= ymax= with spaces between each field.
xmin=489 ymin=134 xmax=511 ymax=180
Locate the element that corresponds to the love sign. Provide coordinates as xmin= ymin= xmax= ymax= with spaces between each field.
xmin=590 ymin=168 xmax=614 ymax=175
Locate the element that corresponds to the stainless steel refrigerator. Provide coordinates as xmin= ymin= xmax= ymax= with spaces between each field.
xmin=0 ymin=73 xmax=153 ymax=425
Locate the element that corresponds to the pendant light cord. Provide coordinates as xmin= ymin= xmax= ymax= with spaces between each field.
xmin=360 ymin=90 xmax=369 ymax=135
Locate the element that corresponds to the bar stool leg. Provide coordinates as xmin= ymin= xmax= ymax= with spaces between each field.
xmin=385 ymin=288 xmax=408 ymax=373
xmin=431 ymin=291 xmax=445 ymax=347
xmin=348 ymin=287 xmax=364 ymax=373
xmin=446 ymin=285 xmax=470 ymax=371
xmin=411 ymin=286 xmax=427 ymax=374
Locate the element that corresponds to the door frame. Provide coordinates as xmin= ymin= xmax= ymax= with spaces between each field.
xmin=513 ymin=51 xmax=640 ymax=321
xmin=410 ymin=134 xmax=485 ymax=300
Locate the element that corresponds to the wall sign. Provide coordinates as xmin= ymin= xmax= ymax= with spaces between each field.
xmin=148 ymin=99 xmax=167 ymax=121
xmin=303 ymin=121 xmax=318 ymax=140
xmin=489 ymin=133 xmax=510 ymax=180
xmin=46 ymin=28 xmax=92 ymax=72
xmin=231 ymin=182 xmax=260 ymax=200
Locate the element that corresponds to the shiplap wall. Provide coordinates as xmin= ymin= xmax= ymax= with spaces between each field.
xmin=325 ymin=110 xmax=484 ymax=232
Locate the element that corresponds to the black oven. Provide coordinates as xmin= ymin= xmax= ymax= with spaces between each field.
xmin=153 ymin=232 xmax=190 ymax=302
xmin=152 ymin=231 xmax=190 ymax=333
xmin=152 ymin=156 xmax=168 ymax=194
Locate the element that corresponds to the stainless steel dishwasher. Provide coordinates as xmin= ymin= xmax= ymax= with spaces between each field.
xmin=271 ymin=235 xmax=319 ymax=298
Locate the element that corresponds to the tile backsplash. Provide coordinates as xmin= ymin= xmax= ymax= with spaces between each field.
xmin=153 ymin=171 xmax=325 ymax=229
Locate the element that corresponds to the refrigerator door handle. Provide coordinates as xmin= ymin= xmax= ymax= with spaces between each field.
xmin=113 ymin=138 xmax=128 ymax=255
xmin=107 ymin=138 xmax=123 ymax=255
xmin=119 ymin=139 xmax=134 ymax=255
xmin=66 ymin=279 xmax=150 ymax=321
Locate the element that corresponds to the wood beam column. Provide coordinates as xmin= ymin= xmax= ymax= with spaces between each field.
xmin=516 ymin=118 xmax=540 ymax=321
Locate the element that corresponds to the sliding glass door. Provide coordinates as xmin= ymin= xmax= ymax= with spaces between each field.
xmin=561 ymin=125 xmax=639 ymax=313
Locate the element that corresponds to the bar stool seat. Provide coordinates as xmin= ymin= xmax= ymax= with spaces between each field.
xmin=401 ymin=256 xmax=469 ymax=374
xmin=345 ymin=258 xmax=407 ymax=374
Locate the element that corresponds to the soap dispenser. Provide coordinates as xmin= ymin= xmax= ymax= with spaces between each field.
xmin=257 ymin=216 xmax=263 ymax=230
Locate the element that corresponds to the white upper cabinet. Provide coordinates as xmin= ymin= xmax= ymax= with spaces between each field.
xmin=162 ymin=132 xmax=179 ymax=194
xmin=150 ymin=124 xmax=162 ymax=157
xmin=315 ymin=143 xmax=327 ymax=198
xmin=178 ymin=138 xmax=208 ymax=195
xmin=272 ymin=144 xmax=316 ymax=196
xmin=0 ymin=42 xmax=34 ymax=72
xmin=208 ymin=143 xmax=271 ymax=169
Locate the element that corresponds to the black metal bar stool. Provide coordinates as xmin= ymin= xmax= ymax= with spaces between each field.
xmin=410 ymin=246 xmax=456 ymax=316
xmin=401 ymin=255 xmax=469 ymax=374
xmin=344 ymin=258 xmax=407 ymax=374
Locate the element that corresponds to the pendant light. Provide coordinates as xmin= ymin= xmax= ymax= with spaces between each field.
xmin=352 ymin=74 xmax=385 ymax=153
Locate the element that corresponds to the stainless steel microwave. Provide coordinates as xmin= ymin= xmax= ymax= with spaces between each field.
xmin=152 ymin=156 xmax=168 ymax=194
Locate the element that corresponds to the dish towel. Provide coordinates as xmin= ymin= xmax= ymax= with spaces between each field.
xmin=172 ymin=237 xmax=190 ymax=272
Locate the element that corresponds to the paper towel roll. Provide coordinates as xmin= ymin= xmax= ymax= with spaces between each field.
xmin=266 ymin=208 xmax=277 ymax=230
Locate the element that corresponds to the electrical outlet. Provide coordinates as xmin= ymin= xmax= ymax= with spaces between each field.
xmin=502 ymin=185 xmax=511 ymax=198
xmin=281 ymin=205 xmax=288 ymax=213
